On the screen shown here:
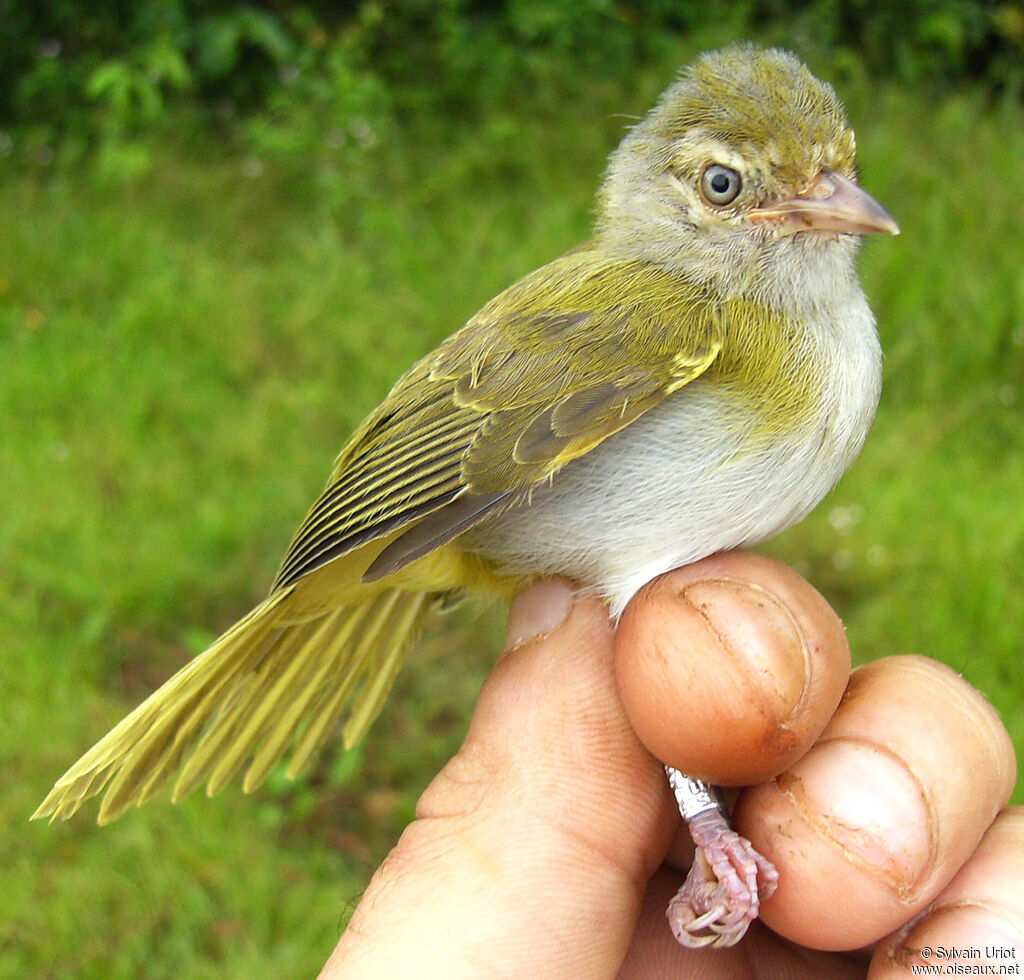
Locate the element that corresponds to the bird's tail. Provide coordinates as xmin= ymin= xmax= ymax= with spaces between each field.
xmin=33 ymin=587 xmax=434 ymax=825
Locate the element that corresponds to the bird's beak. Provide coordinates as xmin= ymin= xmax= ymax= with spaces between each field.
xmin=747 ymin=169 xmax=899 ymax=236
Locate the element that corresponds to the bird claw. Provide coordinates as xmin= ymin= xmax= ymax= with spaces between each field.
xmin=666 ymin=808 xmax=779 ymax=948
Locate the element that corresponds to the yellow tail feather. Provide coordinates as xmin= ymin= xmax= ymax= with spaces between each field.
xmin=33 ymin=586 xmax=434 ymax=825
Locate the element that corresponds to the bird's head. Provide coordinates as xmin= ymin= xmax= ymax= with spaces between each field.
xmin=597 ymin=44 xmax=897 ymax=301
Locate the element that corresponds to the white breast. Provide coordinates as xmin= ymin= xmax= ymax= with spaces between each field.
xmin=462 ymin=289 xmax=881 ymax=615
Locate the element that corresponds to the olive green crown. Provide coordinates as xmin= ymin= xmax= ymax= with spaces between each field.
xmin=604 ymin=44 xmax=857 ymax=193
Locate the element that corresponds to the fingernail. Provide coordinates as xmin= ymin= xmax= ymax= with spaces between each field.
xmin=505 ymin=578 xmax=574 ymax=650
xmin=782 ymin=738 xmax=934 ymax=895
xmin=680 ymin=579 xmax=808 ymax=715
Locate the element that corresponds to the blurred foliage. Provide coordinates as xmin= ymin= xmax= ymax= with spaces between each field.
xmin=3 ymin=6 xmax=1024 ymax=975
xmin=4 ymin=76 xmax=1024 ymax=971
xmin=3 ymin=0 xmax=1024 ymax=179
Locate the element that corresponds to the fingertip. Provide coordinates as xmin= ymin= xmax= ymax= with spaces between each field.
xmin=743 ymin=657 xmax=1017 ymax=951
xmin=615 ymin=551 xmax=849 ymax=785
xmin=870 ymin=808 xmax=1024 ymax=977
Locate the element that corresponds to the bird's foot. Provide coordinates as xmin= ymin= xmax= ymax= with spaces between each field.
xmin=663 ymin=768 xmax=778 ymax=948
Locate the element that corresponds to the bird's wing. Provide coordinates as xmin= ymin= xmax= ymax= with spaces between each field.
xmin=272 ymin=247 xmax=721 ymax=589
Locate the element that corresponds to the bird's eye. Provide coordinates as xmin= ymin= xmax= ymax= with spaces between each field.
xmin=700 ymin=164 xmax=742 ymax=206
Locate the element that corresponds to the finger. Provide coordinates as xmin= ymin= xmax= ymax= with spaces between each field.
xmin=869 ymin=807 xmax=1024 ymax=977
xmin=738 ymin=656 xmax=1017 ymax=951
xmin=319 ymin=579 xmax=677 ymax=980
xmin=618 ymin=868 xmax=866 ymax=979
xmin=616 ymin=551 xmax=851 ymax=785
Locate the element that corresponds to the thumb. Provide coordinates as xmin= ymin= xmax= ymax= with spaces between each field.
xmin=319 ymin=579 xmax=675 ymax=980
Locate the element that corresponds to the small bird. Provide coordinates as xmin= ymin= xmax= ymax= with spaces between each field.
xmin=35 ymin=44 xmax=897 ymax=948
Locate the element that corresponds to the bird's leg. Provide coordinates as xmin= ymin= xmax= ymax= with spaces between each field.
xmin=664 ymin=767 xmax=778 ymax=948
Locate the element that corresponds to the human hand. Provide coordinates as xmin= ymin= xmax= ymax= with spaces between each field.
xmin=319 ymin=552 xmax=1022 ymax=979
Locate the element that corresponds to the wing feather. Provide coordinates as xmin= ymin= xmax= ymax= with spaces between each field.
xmin=272 ymin=247 xmax=722 ymax=590
xmin=362 ymin=489 xmax=513 ymax=582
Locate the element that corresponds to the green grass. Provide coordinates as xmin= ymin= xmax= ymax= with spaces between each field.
xmin=3 ymin=62 xmax=1023 ymax=977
